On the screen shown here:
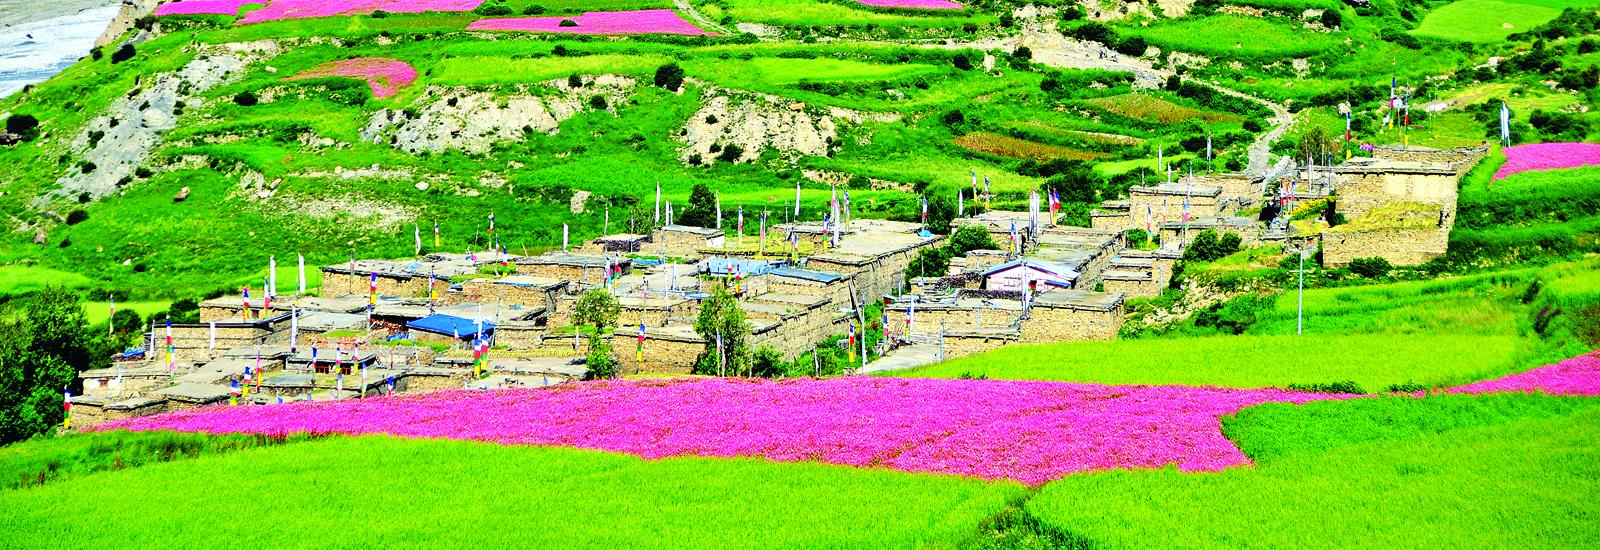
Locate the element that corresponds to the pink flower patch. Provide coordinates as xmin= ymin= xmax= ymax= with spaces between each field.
xmin=855 ymin=0 xmax=965 ymax=9
xmin=1493 ymin=142 xmax=1600 ymax=180
xmin=239 ymin=0 xmax=483 ymax=24
xmin=283 ymin=57 xmax=418 ymax=98
xmin=95 ymin=377 xmax=1344 ymax=485
xmin=156 ymin=0 xmax=260 ymax=16
xmin=1450 ymin=352 xmax=1600 ymax=396
xmin=467 ymin=9 xmax=716 ymax=36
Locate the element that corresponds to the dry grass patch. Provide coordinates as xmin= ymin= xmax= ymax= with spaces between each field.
xmin=953 ymin=133 xmax=1105 ymax=161
xmin=1086 ymin=93 xmax=1241 ymax=124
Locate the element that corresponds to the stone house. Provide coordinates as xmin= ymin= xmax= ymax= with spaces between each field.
xmin=1091 ymin=200 xmax=1132 ymax=231
xmin=1019 ymin=290 xmax=1126 ymax=342
xmin=651 ymin=225 xmax=726 ymax=256
xmin=1126 ymin=183 xmax=1223 ymax=233
xmin=515 ymin=253 xmax=630 ymax=286
xmin=1321 ymin=202 xmax=1451 ymax=267
xmin=1159 ymin=216 xmax=1264 ymax=248
xmin=579 ymin=233 xmax=651 ymax=254
xmin=1331 ymin=158 xmax=1459 ymax=220
xmin=982 ymin=259 xmax=1079 ymax=293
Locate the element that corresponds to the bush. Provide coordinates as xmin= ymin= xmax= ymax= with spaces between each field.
xmin=110 ymin=44 xmax=135 ymax=64
xmin=1320 ymin=8 xmax=1342 ymax=29
xmin=232 ymin=91 xmax=258 ymax=106
xmin=1181 ymin=229 xmax=1242 ymax=262
xmin=567 ymin=74 xmax=582 ymax=88
xmin=1114 ymin=36 xmax=1146 ymax=57
xmin=1348 ymin=257 xmax=1392 ymax=278
xmin=558 ymin=19 xmax=578 ymax=27
xmin=4 ymin=113 xmax=40 ymax=142
xmin=717 ymin=144 xmax=744 ymax=163
xmin=588 ymin=95 xmax=608 ymax=110
xmin=1013 ymin=46 xmax=1032 ymax=60
xmin=908 ymin=246 xmax=953 ymax=278
xmin=523 ymin=5 xmax=546 ymax=15
xmin=952 ymin=53 xmax=973 ymax=70
xmin=65 ymin=210 xmax=89 ymax=225
xmin=473 ymin=4 xmax=512 ymax=15
xmin=654 ymin=63 xmax=685 ymax=91
xmin=370 ymin=9 xmax=389 ymax=18
xmin=1194 ymin=293 xmax=1275 ymax=335
xmin=1285 ymin=381 xmax=1365 ymax=394
xmin=1165 ymin=74 xmax=1181 ymax=91
xmin=1066 ymin=22 xmax=1114 ymax=46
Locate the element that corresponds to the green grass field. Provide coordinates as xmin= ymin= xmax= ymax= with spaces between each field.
xmin=1411 ymin=0 xmax=1597 ymax=43
xmin=1028 ymin=394 xmax=1600 ymax=548
xmin=1119 ymin=15 xmax=1344 ymax=60
xmin=0 ymin=435 xmax=1024 ymax=548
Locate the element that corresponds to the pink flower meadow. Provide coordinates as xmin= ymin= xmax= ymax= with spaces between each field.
xmin=239 ymin=0 xmax=483 ymax=24
xmin=1450 ymin=352 xmax=1600 ymax=396
xmin=467 ymin=9 xmax=716 ymax=36
xmin=155 ymin=0 xmax=259 ymax=16
xmin=855 ymin=0 xmax=965 ymax=9
xmin=283 ymin=57 xmax=418 ymax=98
xmin=97 ymin=377 xmax=1339 ymax=484
xmin=1493 ymin=142 xmax=1600 ymax=180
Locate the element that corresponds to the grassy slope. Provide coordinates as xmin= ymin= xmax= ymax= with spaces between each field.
xmin=1027 ymin=394 xmax=1600 ymax=548
xmin=1411 ymin=0 xmax=1596 ymax=43
xmin=890 ymin=266 xmax=1568 ymax=390
xmin=0 ymin=434 xmax=1024 ymax=548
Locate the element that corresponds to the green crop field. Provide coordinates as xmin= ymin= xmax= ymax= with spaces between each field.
xmin=0 ymin=435 xmax=1024 ymax=548
xmin=1028 ymin=394 xmax=1600 ymax=548
xmin=1119 ymin=15 xmax=1344 ymax=60
xmin=1412 ymin=0 xmax=1597 ymax=43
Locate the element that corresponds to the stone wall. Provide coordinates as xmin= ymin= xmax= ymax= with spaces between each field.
xmin=1372 ymin=146 xmax=1488 ymax=171
xmin=887 ymin=306 xmax=1021 ymax=333
xmin=1193 ymin=173 xmax=1259 ymax=200
xmin=652 ymin=230 xmax=723 ymax=256
xmin=495 ymin=321 xmax=547 ymax=351
xmin=1019 ymin=304 xmax=1123 ymax=342
xmin=1321 ymin=228 xmax=1449 ymax=267
xmin=515 ymin=263 xmax=605 ymax=285
xmin=322 ymin=271 xmax=428 ymax=299
xmin=611 ymin=333 xmax=702 ymax=374
xmin=767 ymin=278 xmax=851 ymax=307
xmin=1336 ymin=171 xmax=1458 ymax=221
xmin=941 ymin=332 xmax=1020 ymax=358
xmin=455 ymin=280 xmax=559 ymax=311
xmin=69 ymin=399 xmax=167 ymax=429
xmin=699 ymin=274 xmax=771 ymax=297
xmin=1160 ymin=224 xmax=1263 ymax=248
xmin=1127 ymin=193 xmax=1219 ymax=231
xmin=1092 ymin=211 xmax=1132 ymax=231
xmin=401 ymin=371 xmax=472 ymax=394
xmin=1103 ymin=274 xmax=1159 ymax=298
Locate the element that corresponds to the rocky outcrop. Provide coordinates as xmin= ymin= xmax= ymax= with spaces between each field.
xmin=678 ymin=87 xmax=896 ymax=165
xmin=360 ymin=75 xmax=636 ymax=154
xmin=51 ymin=41 xmax=277 ymax=203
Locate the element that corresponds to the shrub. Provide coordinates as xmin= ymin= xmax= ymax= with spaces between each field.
xmin=110 ymin=44 xmax=135 ymax=64
xmin=79 ymin=162 xmax=97 ymax=174
xmin=999 ymin=12 xmax=1015 ymax=27
xmin=473 ymin=4 xmax=512 ymax=16
xmin=558 ymin=19 xmax=578 ymax=27
xmin=567 ymin=74 xmax=582 ymax=88
xmin=718 ymin=144 xmax=744 ymax=163
xmin=1285 ymin=381 xmax=1364 ymax=394
xmin=705 ymin=114 xmax=718 ymax=124
xmin=523 ymin=5 xmax=546 ymax=15
xmin=588 ymin=95 xmax=608 ymax=110
xmin=370 ymin=9 xmax=389 ymax=18
xmin=1165 ymin=75 xmax=1181 ymax=91
xmin=952 ymin=53 xmax=973 ymax=70
xmin=1013 ymin=46 xmax=1032 ymax=60
xmin=1194 ymin=293 xmax=1275 ymax=335
xmin=65 ymin=210 xmax=88 ymax=225
xmin=4 ymin=114 xmax=40 ymax=142
xmin=962 ymin=22 xmax=979 ymax=34
xmin=1320 ymin=9 xmax=1342 ymax=29
xmin=1114 ymin=36 xmax=1146 ymax=57
xmin=1181 ymin=229 xmax=1241 ymax=262
xmin=232 ymin=91 xmax=258 ymax=106
xmin=654 ymin=63 xmax=685 ymax=91
xmin=58 ymin=237 xmax=72 ymax=248
xmin=907 ymin=246 xmax=953 ymax=278
xmin=1066 ymin=22 xmax=1114 ymax=46
xmin=1348 ymin=257 xmax=1392 ymax=278
xmin=1243 ymin=120 xmax=1262 ymax=132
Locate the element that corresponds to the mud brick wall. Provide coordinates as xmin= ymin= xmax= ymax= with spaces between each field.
xmin=401 ymin=372 xmax=472 ymax=394
xmin=495 ymin=322 xmax=547 ymax=351
xmin=768 ymin=279 xmax=850 ymax=307
xmin=457 ymin=281 xmax=557 ymax=311
xmin=1127 ymin=193 xmax=1220 ymax=231
xmin=1092 ymin=211 xmax=1132 ymax=231
xmin=1019 ymin=305 xmax=1123 ymax=343
xmin=699 ymin=274 xmax=771 ymax=297
xmin=1321 ymin=228 xmax=1449 ymax=267
xmin=885 ymin=306 xmax=1020 ymax=333
xmin=69 ymin=400 xmax=168 ymax=429
xmin=515 ymin=263 xmax=602 ymax=285
xmin=1194 ymin=174 xmax=1259 ymax=200
xmin=322 ymin=272 xmax=428 ymax=299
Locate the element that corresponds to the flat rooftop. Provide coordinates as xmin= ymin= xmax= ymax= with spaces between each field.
xmin=1031 ymin=289 xmax=1125 ymax=312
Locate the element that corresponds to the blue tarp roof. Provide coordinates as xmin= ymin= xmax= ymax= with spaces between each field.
xmin=981 ymin=259 xmax=1079 ymax=279
xmin=408 ymin=314 xmax=494 ymax=338
xmin=704 ymin=258 xmax=783 ymax=276
xmin=770 ymin=267 xmax=843 ymax=283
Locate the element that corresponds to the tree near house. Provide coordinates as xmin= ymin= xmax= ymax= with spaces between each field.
xmin=677 ymin=183 xmax=719 ymax=229
xmin=693 ymin=287 xmax=749 ymax=376
xmin=0 ymin=288 xmax=114 ymax=443
xmin=572 ymin=289 xmax=621 ymax=379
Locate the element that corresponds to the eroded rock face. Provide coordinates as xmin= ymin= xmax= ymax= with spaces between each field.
xmin=51 ymin=42 xmax=276 ymax=203
xmin=360 ymin=75 xmax=636 ymax=154
xmin=678 ymin=88 xmax=892 ymax=165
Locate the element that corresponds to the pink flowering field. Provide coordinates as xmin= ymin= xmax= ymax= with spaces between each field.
xmin=238 ymin=0 xmax=483 ymax=24
xmin=467 ymin=10 xmax=716 ymax=36
xmin=1493 ymin=142 xmax=1600 ymax=180
xmin=1450 ymin=351 xmax=1600 ymax=396
xmin=855 ymin=0 xmax=966 ymax=9
xmin=155 ymin=0 xmax=260 ymax=16
xmin=282 ymin=58 xmax=418 ymax=98
xmin=98 ymin=377 xmax=1337 ymax=485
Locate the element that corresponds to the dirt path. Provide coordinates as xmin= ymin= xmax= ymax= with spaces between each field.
xmin=675 ymin=0 xmax=730 ymax=35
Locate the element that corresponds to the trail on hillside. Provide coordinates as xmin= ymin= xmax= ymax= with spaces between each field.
xmin=675 ymin=0 xmax=730 ymax=36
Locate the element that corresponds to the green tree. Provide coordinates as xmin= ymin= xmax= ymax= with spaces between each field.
xmin=0 ymin=288 xmax=109 ymax=443
xmin=692 ymin=287 xmax=749 ymax=376
xmin=572 ymin=289 xmax=621 ymax=379
xmin=908 ymin=246 xmax=953 ymax=278
xmin=946 ymin=225 xmax=999 ymax=256
xmin=1181 ymin=229 xmax=1242 ymax=262
xmin=924 ymin=193 xmax=958 ymax=234
xmin=676 ymin=183 xmax=718 ymax=228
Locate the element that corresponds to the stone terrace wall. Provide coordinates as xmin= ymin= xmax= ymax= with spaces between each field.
xmin=495 ymin=322 xmax=547 ymax=351
xmin=611 ymin=334 xmax=701 ymax=374
xmin=1019 ymin=304 xmax=1123 ymax=343
xmin=69 ymin=399 xmax=167 ymax=429
xmin=941 ymin=332 xmax=1020 ymax=359
xmin=1322 ymin=228 xmax=1449 ymax=267
xmin=1103 ymin=274 xmax=1159 ymax=298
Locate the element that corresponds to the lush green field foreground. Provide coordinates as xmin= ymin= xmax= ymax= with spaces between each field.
xmin=0 ymin=435 xmax=1024 ymax=548
xmin=887 ymin=333 xmax=1526 ymax=390
xmin=1028 ymin=394 xmax=1600 ymax=548
xmin=0 ymin=430 xmax=317 ymax=490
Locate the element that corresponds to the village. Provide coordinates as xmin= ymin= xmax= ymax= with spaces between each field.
xmin=67 ymin=144 xmax=1489 ymax=428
